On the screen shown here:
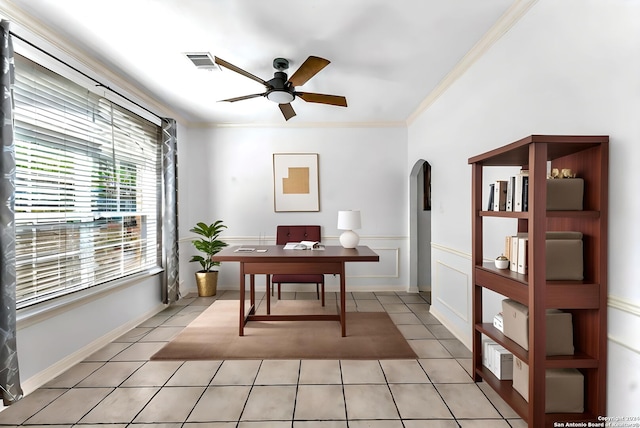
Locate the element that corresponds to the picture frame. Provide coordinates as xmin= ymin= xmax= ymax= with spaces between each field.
xmin=273 ymin=153 xmax=319 ymax=212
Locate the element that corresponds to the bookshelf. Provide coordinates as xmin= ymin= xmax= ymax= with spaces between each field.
xmin=468 ymin=135 xmax=608 ymax=427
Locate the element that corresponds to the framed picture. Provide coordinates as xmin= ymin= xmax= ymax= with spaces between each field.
xmin=273 ymin=153 xmax=319 ymax=212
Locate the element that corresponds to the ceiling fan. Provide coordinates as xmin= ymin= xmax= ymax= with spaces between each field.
xmin=214 ymin=55 xmax=348 ymax=121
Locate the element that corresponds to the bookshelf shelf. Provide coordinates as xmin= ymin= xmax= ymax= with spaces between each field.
xmin=469 ymin=135 xmax=608 ymax=427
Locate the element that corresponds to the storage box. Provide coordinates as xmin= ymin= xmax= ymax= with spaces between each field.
xmin=501 ymin=299 xmax=574 ymax=355
xmin=546 ymin=231 xmax=584 ymax=280
xmin=482 ymin=339 xmax=513 ymax=380
xmin=512 ymin=357 xmax=584 ymax=413
xmin=547 ymin=178 xmax=584 ymax=210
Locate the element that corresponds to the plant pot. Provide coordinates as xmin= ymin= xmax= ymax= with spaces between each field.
xmin=195 ymin=271 xmax=218 ymax=297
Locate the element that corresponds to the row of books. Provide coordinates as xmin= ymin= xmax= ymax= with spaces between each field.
xmin=487 ymin=170 xmax=529 ymax=211
xmin=504 ymin=234 xmax=528 ymax=275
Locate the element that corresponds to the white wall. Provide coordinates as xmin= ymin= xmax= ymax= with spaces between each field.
xmin=408 ymin=0 xmax=640 ymax=416
xmin=177 ymin=125 xmax=410 ymax=294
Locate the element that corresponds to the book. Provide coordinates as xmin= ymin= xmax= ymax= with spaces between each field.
xmin=510 ymin=236 xmax=519 ymax=272
xmin=517 ymin=237 xmax=528 ymax=274
xmin=283 ymin=241 xmax=325 ymax=250
xmin=234 ymin=247 xmax=255 ymax=252
xmin=493 ymin=180 xmax=508 ymax=211
xmin=522 ymin=176 xmax=529 ymax=212
xmin=487 ymin=183 xmax=495 ymax=211
xmin=513 ymin=170 xmax=529 ymax=212
xmin=506 ymin=176 xmax=516 ymax=211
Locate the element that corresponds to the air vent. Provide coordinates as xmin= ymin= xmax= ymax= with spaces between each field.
xmin=185 ymin=52 xmax=218 ymax=70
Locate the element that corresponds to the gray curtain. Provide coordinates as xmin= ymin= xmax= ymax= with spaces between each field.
xmin=161 ymin=118 xmax=180 ymax=304
xmin=0 ymin=20 xmax=23 ymax=406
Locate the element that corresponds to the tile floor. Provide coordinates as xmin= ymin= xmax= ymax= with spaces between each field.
xmin=0 ymin=290 xmax=526 ymax=427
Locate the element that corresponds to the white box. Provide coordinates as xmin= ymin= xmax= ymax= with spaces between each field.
xmin=492 ymin=346 xmax=513 ymax=380
xmin=493 ymin=313 xmax=504 ymax=332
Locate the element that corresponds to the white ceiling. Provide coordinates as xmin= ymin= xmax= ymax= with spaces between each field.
xmin=4 ymin=0 xmax=518 ymax=125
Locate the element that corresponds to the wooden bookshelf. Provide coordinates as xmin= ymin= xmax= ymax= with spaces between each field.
xmin=469 ymin=135 xmax=608 ymax=427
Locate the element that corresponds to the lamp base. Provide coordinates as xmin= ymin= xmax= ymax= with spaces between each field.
xmin=339 ymin=230 xmax=360 ymax=249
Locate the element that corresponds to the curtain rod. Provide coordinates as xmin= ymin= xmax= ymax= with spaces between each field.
xmin=10 ymin=30 xmax=163 ymax=123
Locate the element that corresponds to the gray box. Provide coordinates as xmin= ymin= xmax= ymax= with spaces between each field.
xmin=513 ymin=357 xmax=584 ymax=413
xmin=501 ymin=299 xmax=574 ymax=355
xmin=547 ymin=178 xmax=584 ymax=210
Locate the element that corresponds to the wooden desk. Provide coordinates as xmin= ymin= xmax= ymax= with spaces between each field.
xmin=212 ymin=245 xmax=379 ymax=336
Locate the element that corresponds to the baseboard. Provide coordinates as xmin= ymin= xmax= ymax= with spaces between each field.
xmin=429 ymin=304 xmax=472 ymax=351
xmin=19 ymin=302 xmax=166 ymax=397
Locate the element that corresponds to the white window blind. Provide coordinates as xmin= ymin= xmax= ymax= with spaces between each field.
xmin=13 ymin=54 xmax=161 ymax=309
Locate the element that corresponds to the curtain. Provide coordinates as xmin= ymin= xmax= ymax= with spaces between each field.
xmin=0 ymin=20 xmax=23 ymax=406
xmin=161 ymin=118 xmax=179 ymax=304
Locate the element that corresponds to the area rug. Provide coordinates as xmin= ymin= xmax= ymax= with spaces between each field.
xmin=151 ymin=300 xmax=418 ymax=360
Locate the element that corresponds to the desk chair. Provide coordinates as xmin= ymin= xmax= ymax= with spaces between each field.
xmin=272 ymin=225 xmax=325 ymax=306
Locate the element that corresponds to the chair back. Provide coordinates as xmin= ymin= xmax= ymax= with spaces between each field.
xmin=276 ymin=225 xmax=321 ymax=245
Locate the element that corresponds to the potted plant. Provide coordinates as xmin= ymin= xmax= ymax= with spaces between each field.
xmin=189 ymin=220 xmax=228 ymax=296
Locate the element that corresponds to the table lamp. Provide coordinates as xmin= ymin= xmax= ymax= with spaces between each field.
xmin=337 ymin=210 xmax=361 ymax=248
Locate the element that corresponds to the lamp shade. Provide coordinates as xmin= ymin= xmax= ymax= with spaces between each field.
xmin=337 ymin=210 xmax=361 ymax=230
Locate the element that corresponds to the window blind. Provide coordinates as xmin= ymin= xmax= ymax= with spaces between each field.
xmin=13 ymin=54 xmax=161 ymax=309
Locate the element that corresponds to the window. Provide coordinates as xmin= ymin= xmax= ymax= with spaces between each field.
xmin=13 ymin=54 xmax=162 ymax=309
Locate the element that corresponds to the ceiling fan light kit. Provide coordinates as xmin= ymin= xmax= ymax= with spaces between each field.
xmin=210 ymin=55 xmax=347 ymax=120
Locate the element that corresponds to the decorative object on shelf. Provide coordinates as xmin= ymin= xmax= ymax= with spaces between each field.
xmin=189 ymin=220 xmax=228 ymax=297
xmin=495 ymin=254 xmax=509 ymax=269
xmin=337 ymin=210 xmax=361 ymax=248
xmin=273 ymin=153 xmax=319 ymax=212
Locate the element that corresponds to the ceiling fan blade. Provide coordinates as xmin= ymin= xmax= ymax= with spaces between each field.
xmin=214 ymin=56 xmax=271 ymax=87
xmin=297 ymin=92 xmax=348 ymax=107
xmin=279 ymin=103 xmax=296 ymax=121
xmin=288 ymin=56 xmax=330 ymax=87
xmin=218 ymin=93 xmax=266 ymax=102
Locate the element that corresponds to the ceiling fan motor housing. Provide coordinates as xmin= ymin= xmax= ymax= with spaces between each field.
xmin=266 ymin=71 xmax=295 ymax=104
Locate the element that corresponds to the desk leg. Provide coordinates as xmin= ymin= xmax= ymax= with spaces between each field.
xmin=239 ymin=264 xmax=245 ymax=336
xmin=340 ymin=262 xmax=346 ymax=337
xmin=250 ymin=274 xmax=255 ymax=308
xmin=266 ymin=274 xmax=271 ymax=315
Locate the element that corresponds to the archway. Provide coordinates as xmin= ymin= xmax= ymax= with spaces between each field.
xmin=409 ymin=159 xmax=431 ymax=293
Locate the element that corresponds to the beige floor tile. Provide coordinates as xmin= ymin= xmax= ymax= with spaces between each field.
xmin=477 ymin=382 xmax=520 ymax=418
xmin=408 ymin=339 xmax=453 ymax=358
xmin=78 ymin=424 xmax=129 ymax=428
xmin=343 ymin=384 xmax=399 ymax=419
xmin=398 ymin=294 xmax=429 ymax=304
xmin=351 ymin=292 xmax=376 ymax=300
xmin=407 ymin=303 xmax=431 ymax=313
xmin=240 ymin=422 xmax=292 ymax=428
xmin=241 ymin=385 xmax=297 ymax=421
xmin=416 ymin=311 xmax=441 ymax=324
xmin=389 ymin=383 xmax=453 ymax=419
xmin=299 ymin=360 xmax=342 ymax=384
xmin=381 ymin=303 xmax=411 ymax=313
xmin=187 ymin=385 xmax=251 ymax=422
xmin=296 ymin=291 xmax=321 ymax=300
xmin=294 ymin=385 xmax=346 ymax=420
xmin=134 ymin=386 xmax=205 ymax=423
xmin=211 ymin=360 xmax=261 ymax=385
xmin=162 ymin=311 xmax=201 ymax=327
xmin=427 ymin=324 xmax=457 ymax=339
xmin=138 ymin=326 xmax=184 ymax=342
xmin=348 ymin=421 xmax=404 ymax=428
xmin=137 ymin=314 xmax=172 ymax=328
xmin=440 ymin=339 xmax=472 ymax=358
xmin=376 ymin=295 xmax=403 ymax=304
xmin=121 ymin=361 xmax=183 ymax=386
xmin=255 ymin=360 xmax=300 ymax=385
xmin=114 ymin=327 xmax=153 ymax=342
xmin=44 ymin=362 xmax=103 ymax=388
xmin=79 ymin=387 xmax=158 ymax=423
xmin=0 ymin=389 xmax=65 ymax=425
xmin=397 ymin=324 xmax=435 ymax=339
xmin=388 ymin=312 xmax=422 ymax=325
xmin=354 ymin=300 xmax=384 ymax=312
xmin=166 ymin=360 xmax=223 ymax=386
xmin=340 ymin=360 xmax=385 ymax=384
xmin=458 ymin=420 xmax=512 ymax=427
xmin=25 ymin=388 xmax=112 ymax=425
xmin=506 ymin=419 xmax=528 ymax=427
xmin=110 ymin=342 xmax=166 ymax=361
xmin=435 ymin=384 xmax=502 ymax=419
xmin=293 ymin=422 xmax=347 ymax=428
xmin=457 ymin=358 xmax=473 ymax=377
xmin=419 ymin=359 xmax=473 ymax=383
xmin=77 ymin=361 xmax=144 ymax=387
xmin=403 ymin=421 xmax=459 ymax=428
xmin=84 ymin=343 xmax=131 ymax=362
xmin=379 ymin=359 xmax=430 ymax=383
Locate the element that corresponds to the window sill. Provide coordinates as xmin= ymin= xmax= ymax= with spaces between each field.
xmin=16 ymin=267 xmax=164 ymax=329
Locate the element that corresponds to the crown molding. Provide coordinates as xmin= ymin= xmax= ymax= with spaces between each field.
xmin=187 ymin=120 xmax=408 ymax=129
xmin=405 ymin=0 xmax=539 ymax=126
